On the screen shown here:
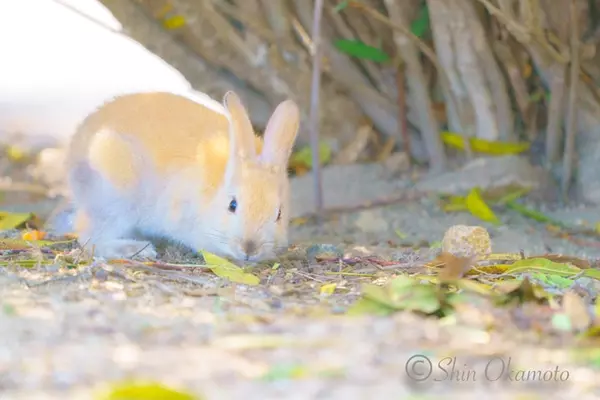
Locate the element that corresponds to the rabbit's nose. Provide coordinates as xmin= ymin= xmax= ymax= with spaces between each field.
xmin=242 ymin=239 xmax=258 ymax=258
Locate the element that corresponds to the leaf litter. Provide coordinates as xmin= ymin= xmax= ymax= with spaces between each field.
xmin=3 ymin=166 xmax=600 ymax=396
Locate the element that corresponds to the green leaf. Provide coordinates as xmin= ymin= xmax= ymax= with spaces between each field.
xmin=410 ymin=4 xmax=430 ymax=37
xmin=503 ymin=258 xmax=582 ymax=277
xmin=365 ymin=276 xmax=441 ymax=313
xmin=261 ymin=363 xmax=308 ymax=381
xmin=0 ymin=211 xmax=33 ymax=230
xmin=505 ymin=201 xmax=564 ymax=226
xmin=201 ymin=251 xmax=260 ymax=286
xmin=0 ymin=238 xmax=56 ymax=250
xmin=289 ymin=142 xmax=332 ymax=168
xmin=333 ymin=39 xmax=390 ymax=63
xmin=99 ymin=381 xmax=198 ymax=400
xmin=531 ymin=272 xmax=574 ymax=289
xmin=333 ymin=0 xmax=350 ymax=12
xmin=346 ymin=297 xmax=396 ymax=316
xmin=465 ymin=187 xmax=500 ymax=225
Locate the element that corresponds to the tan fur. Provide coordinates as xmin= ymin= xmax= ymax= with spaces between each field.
xmin=68 ymin=92 xmax=262 ymax=198
xmin=64 ymin=90 xmax=299 ymax=262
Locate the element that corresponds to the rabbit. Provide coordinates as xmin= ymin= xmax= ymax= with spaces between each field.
xmin=64 ymin=90 xmax=300 ymax=262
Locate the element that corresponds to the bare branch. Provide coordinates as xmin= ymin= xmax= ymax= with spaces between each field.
xmin=309 ymin=0 xmax=325 ymax=217
xmin=384 ymin=0 xmax=446 ymax=172
xmin=562 ymin=0 xmax=581 ymax=198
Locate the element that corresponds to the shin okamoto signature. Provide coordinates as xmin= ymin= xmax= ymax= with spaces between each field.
xmin=405 ymin=354 xmax=570 ymax=384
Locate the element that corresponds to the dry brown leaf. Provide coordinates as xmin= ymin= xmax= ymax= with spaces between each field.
xmin=437 ymin=251 xmax=476 ymax=281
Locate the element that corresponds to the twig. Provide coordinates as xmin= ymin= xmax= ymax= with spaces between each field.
xmin=309 ymin=0 xmax=325 ymax=220
xmin=51 ymin=0 xmax=121 ymax=35
xmin=561 ymin=0 xmax=581 ymax=200
xmin=395 ymin=58 xmax=411 ymax=164
xmin=545 ymin=71 xmax=567 ymax=166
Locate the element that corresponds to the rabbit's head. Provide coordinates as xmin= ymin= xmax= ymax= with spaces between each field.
xmin=202 ymin=92 xmax=300 ymax=262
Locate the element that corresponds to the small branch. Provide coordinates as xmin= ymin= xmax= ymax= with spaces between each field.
xmin=52 ymin=0 xmax=121 ymax=35
xmin=561 ymin=0 xmax=581 ymax=199
xmin=395 ymin=61 xmax=411 ymax=162
xmin=545 ymin=69 xmax=567 ymax=166
xmin=309 ymin=0 xmax=325 ymax=219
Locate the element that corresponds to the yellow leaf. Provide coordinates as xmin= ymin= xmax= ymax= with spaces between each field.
xmin=6 ymin=146 xmax=26 ymax=161
xmin=0 ymin=211 xmax=33 ymax=230
xmin=201 ymin=251 xmax=260 ymax=286
xmin=98 ymin=381 xmax=198 ymax=400
xmin=441 ymin=131 xmax=530 ymax=155
xmin=163 ymin=15 xmax=186 ymax=30
xmin=272 ymin=262 xmax=280 ymax=270
xmin=320 ymin=283 xmax=337 ymax=295
xmin=465 ymin=188 xmax=500 ymax=225
xmin=22 ymin=230 xmax=46 ymax=241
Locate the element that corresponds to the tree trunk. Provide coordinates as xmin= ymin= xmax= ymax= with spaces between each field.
xmin=427 ymin=0 xmax=515 ymax=142
xmin=98 ymin=0 xmax=273 ymax=127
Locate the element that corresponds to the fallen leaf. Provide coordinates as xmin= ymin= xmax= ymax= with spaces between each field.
xmin=464 ymin=264 xmax=510 ymax=276
xmin=454 ymin=279 xmax=494 ymax=296
xmin=0 ymin=238 xmax=55 ymax=250
xmin=503 ymin=258 xmax=582 ymax=277
xmin=437 ymin=252 xmax=476 ymax=281
xmin=346 ymin=297 xmax=396 ymax=316
xmin=162 ymin=15 xmax=186 ymax=30
xmin=320 ymin=283 xmax=337 ymax=295
xmin=99 ymin=381 xmax=198 ymax=400
xmin=261 ymin=363 xmax=308 ymax=381
xmin=0 ymin=211 xmax=33 ymax=230
xmin=505 ymin=201 xmax=564 ymax=226
xmin=527 ymin=254 xmax=591 ymax=269
xmin=289 ymin=142 xmax=332 ymax=170
xmin=6 ymin=145 xmax=26 ymax=161
xmin=395 ymin=229 xmax=408 ymax=239
xmin=200 ymin=251 xmax=260 ymax=286
xmin=22 ymin=230 xmax=47 ymax=241
xmin=441 ymin=131 xmax=530 ymax=155
xmin=494 ymin=277 xmax=550 ymax=304
xmin=531 ymin=273 xmax=574 ymax=289
xmin=365 ymin=277 xmax=441 ymax=314
xmin=465 ymin=188 xmax=500 ymax=225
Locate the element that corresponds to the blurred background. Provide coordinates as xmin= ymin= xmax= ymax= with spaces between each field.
xmin=2 ymin=0 xmax=600 ymax=216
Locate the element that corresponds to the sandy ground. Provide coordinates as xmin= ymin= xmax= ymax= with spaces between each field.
xmin=2 ymin=151 xmax=600 ymax=399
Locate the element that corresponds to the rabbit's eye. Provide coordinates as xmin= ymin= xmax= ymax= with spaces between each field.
xmin=228 ymin=198 xmax=237 ymax=213
xmin=276 ymin=208 xmax=282 ymax=221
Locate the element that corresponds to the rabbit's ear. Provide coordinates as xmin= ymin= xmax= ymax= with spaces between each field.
xmin=260 ymin=99 xmax=300 ymax=167
xmin=222 ymin=91 xmax=257 ymax=160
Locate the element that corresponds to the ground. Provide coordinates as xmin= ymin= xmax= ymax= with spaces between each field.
xmin=2 ymin=148 xmax=600 ymax=400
